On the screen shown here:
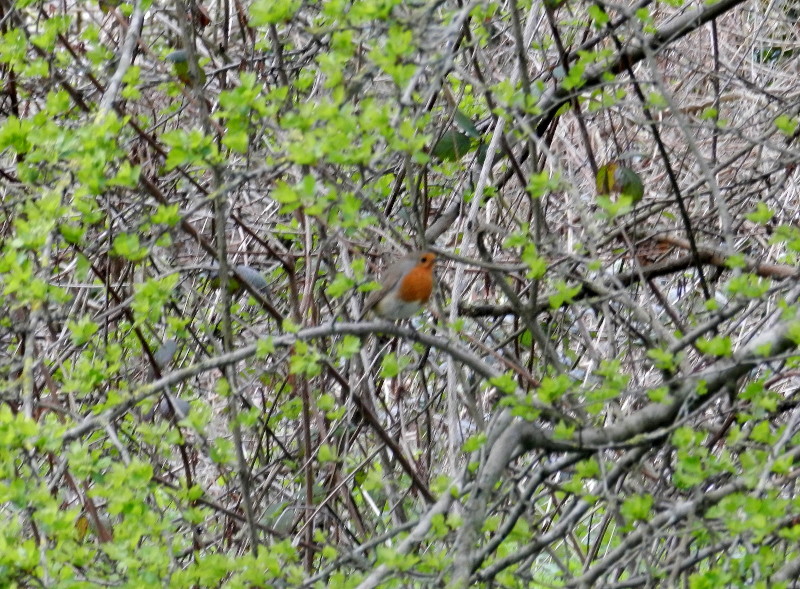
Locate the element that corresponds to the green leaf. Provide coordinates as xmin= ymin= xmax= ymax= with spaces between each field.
xmin=587 ymin=4 xmax=610 ymax=26
xmin=749 ymin=421 xmax=773 ymax=444
xmin=209 ymin=437 xmax=235 ymax=465
xmin=597 ymin=162 xmax=643 ymax=203
xmin=327 ymin=274 xmax=356 ymax=298
xmin=548 ymin=280 xmax=582 ymax=309
xmin=745 ymin=202 xmax=775 ymax=225
xmin=256 ymin=337 xmax=276 ymax=358
xmin=697 ymin=106 xmax=718 ymax=120
xmin=562 ymin=60 xmax=587 ymax=91
xmin=775 ymin=114 xmax=799 ymax=136
xmin=282 ymin=398 xmax=302 ymax=420
xmin=553 ymin=421 xmax=576 ymax=439
xmin=109 ymin=161 xmax=140 ymax=188
xmin=224 ymin=129 xmax=249 ymax=153
xmin=59 ymin=224 xmax=85 ymax=245
xmin=380 ymin=353 xmax=411 ymax=378
xmin=597 ymin=194 xmax=627 ymax=217
xmin=462 ymin=433 xmax=487 ymax=453
xmin=430 ymin=129 xmax=473 ymax=161
xmin=647 ymin=348 xmax=679 ymax=371
xmin=335 ymin=335 xmax=361 ymax=360
xmin=282 ymin=318 xmax=300 ymax=333
xmin=725 ymin=274 xmax=770 ymax=299
xmin=576 ymin=459 xmax=600 ymax=478
xmin=162 ymin=128 xmax=218 ymax=169
xmin=621 ymin=494 xmax=653 ymax=522
xmin=67 ymin=316 xmax=100 ymax=345
xmin=272 ymin=181 xmax=299 ymax=206
xmin=317 ymin=393 xmax=335 ymax=412
xmin=131 ymin=274 xmax=180 ymax=324
xmin=318 ymin=444 xmax=338 ymax=463
xmin=537 ymin=374 xmax=572 ymax=403
xmin=111 ymin=233 xmax=148 ymax=261
xmin=521 ymin=244 xmax=547 ymax=279
xmin=151 ymin=204 xmax=181 ymax=226
xmin=696 ymin=335 xmax=732 ymax=357
xmin=724 ymin=253 xmax=747 ymax=269
xmin=527 ymin=170 xmax=559 ymax=199
xmin=616 ymin=166 xmax=644 ymax=202
xmin=165 ymin=50 xmax=206 ymax=85
xmin=0 ymin=116 xmax=33 ymax=154
xmin=596 ymin=162 xmax=618 ymax=195
xmin=489 ymin=372 xmax=517 ymax=395
xmin=289 ymin=342 xmax=322 ymax=377
xmin=453 ymin=110 xmax=481 ymax=138
xmin=647 ymin=386 xmax=670 ymax=403
xmin=249 ymin=0 xmax=301 ymax=26
xmin=646 ymin=92 xmax=668 ymax=110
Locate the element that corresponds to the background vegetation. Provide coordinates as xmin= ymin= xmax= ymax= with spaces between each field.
xmin=1 ymin=0 xmax=800 ymax=586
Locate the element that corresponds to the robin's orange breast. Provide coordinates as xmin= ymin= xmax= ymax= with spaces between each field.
xmin=396 ymin=264 xmax=434 ymax=304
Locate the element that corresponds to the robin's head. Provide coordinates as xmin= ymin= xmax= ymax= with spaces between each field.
xmin=415 ymin=251 xmax=436 ymax=269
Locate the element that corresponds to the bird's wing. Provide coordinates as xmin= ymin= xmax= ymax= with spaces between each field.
xmin=361 ymin=258 xmax=408 ymax=317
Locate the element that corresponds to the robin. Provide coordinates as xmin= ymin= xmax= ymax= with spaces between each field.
xmin=361 ymin=251 xmax=437 ymax=319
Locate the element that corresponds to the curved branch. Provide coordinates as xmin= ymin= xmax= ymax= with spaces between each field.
xmin=534 ymin=0 xmax=749 ymax=134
